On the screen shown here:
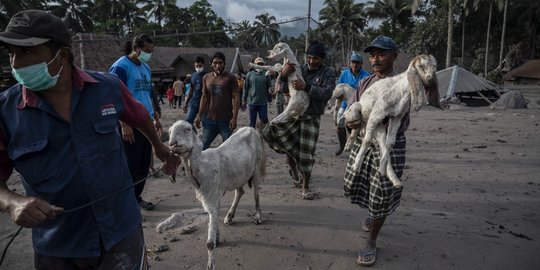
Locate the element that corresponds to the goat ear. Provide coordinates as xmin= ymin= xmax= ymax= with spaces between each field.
xmin=407 ymin=68 xmax=424 ymax=110
xmin=425 ymin=75 xmax=442 ymax=109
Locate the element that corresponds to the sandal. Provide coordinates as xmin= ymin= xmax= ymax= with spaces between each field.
xmin=139 ymin=200 xmax=155 ymax=211
xmin=301 ymin=191 xmax=314 ymax=200
xmin=362 ymin=217 xmax=373 ymax=232
xmin=356 ymin=246 xmax=377 ymax=266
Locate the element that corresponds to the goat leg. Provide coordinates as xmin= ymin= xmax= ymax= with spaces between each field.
xmin=344 ymin=128 xmax=359 ymax=152
xmin=224 ymin=186 xmax=245 ymax=225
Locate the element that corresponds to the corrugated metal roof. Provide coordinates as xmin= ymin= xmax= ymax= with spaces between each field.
xmin=503 ymin=59 xmax=540 ymax=80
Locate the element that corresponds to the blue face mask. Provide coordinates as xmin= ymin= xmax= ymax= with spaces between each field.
xmin=11 ymin=50 xmax=63 ymax=92
xmin=138 ymin=50 xmax=152 ymax=63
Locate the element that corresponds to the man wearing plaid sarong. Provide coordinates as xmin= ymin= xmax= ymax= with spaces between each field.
xmin=344 ymin=36 xmax=408 ymax=267
xmin=262 ymin=41 xmax=336 ymax=200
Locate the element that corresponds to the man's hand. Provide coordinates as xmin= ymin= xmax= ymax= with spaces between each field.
xmin=6 ymin=194 xmax=63 ymax=228
xmin=121 ymin=125 xmax=135 ymax=144
xmin=291 ymin=79 xmax=306 ymax=91
xmin=154 ymin=118 xmax=163 ymax=138
xmin=153 ymin=143 xmax=180 ymax=176
xmin=281 ymin=63 xmax=296 ymax=78
xmin=182 ymin=105 xmax=188 ymax=113
xmin=241 ymin=101 xmax=247 ymax=111
xmin=229 ymin=118 xmax=237 ymax=132
xmin=346 ymin=119 xmax=363 ymax=130
xmin=194 ymin=115 xmax=202 ymax=129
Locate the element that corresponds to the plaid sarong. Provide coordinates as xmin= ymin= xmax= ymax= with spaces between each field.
xmin=261 ymin=115 xmax=321 ymax=175
xmin=343 ymin=133 xmax=406 ymax=219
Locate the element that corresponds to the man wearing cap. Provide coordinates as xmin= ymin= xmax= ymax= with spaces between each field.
xmin=0 ymin=10 xmax=177 ymax=269
xmin=262 ymin=41 xmax=336 ymax=200
xmin=243 ymin=57 xmax=272 ymax=128
xmin=343 ymin=35 xmax=405 ymax=266
xmin=335 ymin=52 xmax=370 ymax=156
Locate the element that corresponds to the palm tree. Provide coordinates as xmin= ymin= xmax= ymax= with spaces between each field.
xmin=319 ymin=0 xmax=366 ymax=66
xmin=497 ymin=0 xmax=508 ymax=68
xmin=0 ymin=0 xmax=48 ymax=28
xmin=50 ymin=0 xmax=94 ymax=33
xmin=474 ymin=0 xmax=505 ymax=75
xmin=365 ymin=0 xmax=420 ymax=37
xmin=141 ymin=0 xmax=178 ymax=29
xmin=252 ymin=13 xmax=281 ymax=48
xmin=446 ymin=0 xmax=455 ymax=68
xmin=232 ymin=20 xmax=256 ymax=49
xmin=92 ymin=0 xmax=144 ymax=35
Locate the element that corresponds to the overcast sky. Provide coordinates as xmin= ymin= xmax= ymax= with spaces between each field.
xmin=176 ymin=0 xmax=334 ymax=37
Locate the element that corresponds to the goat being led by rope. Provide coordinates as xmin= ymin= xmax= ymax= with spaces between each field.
xmin=165 ymin=120 xmax=266 ymax=270
xmin=346 ymin=54 xmax=441 ymax=188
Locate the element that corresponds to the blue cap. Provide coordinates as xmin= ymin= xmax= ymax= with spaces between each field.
xmin=364 ymin=35 xmax=398 ymax=52
xmin=351 ymin=52 xmax=363 ymax=62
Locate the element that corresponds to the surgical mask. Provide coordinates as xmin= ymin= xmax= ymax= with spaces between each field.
xmin=138 ymin=50 xmax=152 ymax=63
xmin=195 ymin=67 xmax=203 ymax=73
xmin=11 ymin=50 xmax=63 ymax=92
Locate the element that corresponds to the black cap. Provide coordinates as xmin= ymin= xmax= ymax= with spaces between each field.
xmin=0 ymin=10 xmax=71 ymax=47
xmin=364 ymin=35 xmax=398 ymax=53
xmin=306 ymin=41 xmax=326 ymax=58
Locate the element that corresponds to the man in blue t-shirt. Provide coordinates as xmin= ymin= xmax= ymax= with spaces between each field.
xmin=110 ymin=34 xmax=162 ymax=211
xmin=183 ymin=56 xmax=207 ymax=124
xmin=335 ymin=52 xmax=370 ymax=156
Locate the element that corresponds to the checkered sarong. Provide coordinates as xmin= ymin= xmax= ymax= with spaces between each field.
xmin=261 ymin=115 xmax=320 ymax=175
xmin=343 ymin=133 xmax=406 ymax=219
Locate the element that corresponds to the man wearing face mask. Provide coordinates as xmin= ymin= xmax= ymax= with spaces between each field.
xmin=243 ymin=57 xmax=272 ymax=128
xmin=183 ymin=56 xmax=206 ymax=124
xmin=261 ymin=41 xmax=336 ymax=200
xmin=0 ymin=10 xmax=178 ymax=269
xmin=110 ymin=34 xmax=161 ymax=211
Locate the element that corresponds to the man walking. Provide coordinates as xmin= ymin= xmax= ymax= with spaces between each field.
xmin=243 ymin=57 xmax=272 ymax=128
xmin=184 ymin=56 xmax=206 ymax=124
xmin=335 ymin=52 xmax=370 ymax=156
xmin=344 ymin=35 xmax=405 ymax=266
xmin=110 ymin=34 xmax=161 ymax=211
xmin=262 ymin=41 xmax=336 ymax=200
xmin=194 ymin=52 xmax=240 ymax=150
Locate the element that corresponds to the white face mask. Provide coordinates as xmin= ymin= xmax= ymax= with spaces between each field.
xmin=255 ymin=69 xmax=262 ymax=73
xmin=195 ymin=67 xmax=203 ymax=73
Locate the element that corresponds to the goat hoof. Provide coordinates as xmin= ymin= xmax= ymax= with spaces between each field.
xmin=206 ymin=241 xmax=216 ymax=250
xmin=254 ymin=213 xmax=262 ymax=224
xmin=224 ymin=214 xmax=234 ymax=225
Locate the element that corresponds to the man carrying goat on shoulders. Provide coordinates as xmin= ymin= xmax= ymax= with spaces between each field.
xmin=261 ymin=41 xmax=336 ymax=200
xmin=343 ymin=35 xmax=407 ymax=267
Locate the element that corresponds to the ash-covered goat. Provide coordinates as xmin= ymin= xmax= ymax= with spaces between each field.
xmin=249 ymin=42 xmax=308 ymax=123
xmin=346 ymin=54 xmax=441 ymax=188
xmin=164 ymin=120 xmax=266 ymax=270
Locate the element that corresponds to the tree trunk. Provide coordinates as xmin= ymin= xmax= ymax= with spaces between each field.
xmin=498 ymin=0 xmax=508 ymax=68
xmin=484 ymin=1 xmax=493 ymax=76
xmin=446 ymin=0 xmax=453 ymax=68
xmin=461 ymin=7 xmax=466 ymax=66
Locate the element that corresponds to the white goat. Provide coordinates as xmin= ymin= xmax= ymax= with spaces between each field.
xmin=249 ymin=42 xmax=308 ymax=123
xmin=347 ymin=54 xmax=441 ymax=188
xmin=167 ymin=120 xmax=266 ymax=270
